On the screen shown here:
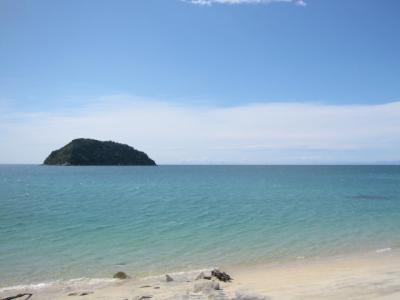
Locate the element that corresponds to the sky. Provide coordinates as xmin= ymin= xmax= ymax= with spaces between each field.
xmin=0 ymin=0 xmax=400 ymax=164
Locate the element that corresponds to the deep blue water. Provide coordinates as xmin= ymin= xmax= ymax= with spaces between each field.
xmin=1 ymin=165 xmax=400 ymax=287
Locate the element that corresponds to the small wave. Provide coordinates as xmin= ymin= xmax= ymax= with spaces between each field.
xmin=375 ymin=248 xmax=392 ymax=253
xmin=0 ymin=277 xmax=116 ymax=293
xmin=66 ymin=277 xmax=116 ymax=285
xmin=0 ymin=269 xmax=217 ymax=293
xmin=0 ymin=282 xmax=54 ymax=293
xmin=144 ymin=267 xmax=215 ymax=281
xmin=351 ymin=194 xmax=391 ymax=201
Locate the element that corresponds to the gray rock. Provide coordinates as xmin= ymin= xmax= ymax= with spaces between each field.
xmin=195 ymin=272 xmax=205 ymax=280
xmin=193 ymin=280 xmax=220 ymax=293
xmin=165 ymin=274 xmax=174 ymax=282
xmin=212 ymin=269 xmax=232 ymax=282
xmin=113 ymin=271 xmax=129 ymax=279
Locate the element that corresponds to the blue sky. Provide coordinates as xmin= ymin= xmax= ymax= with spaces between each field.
xmin=1 ymin=0 xmax=400 ymax=164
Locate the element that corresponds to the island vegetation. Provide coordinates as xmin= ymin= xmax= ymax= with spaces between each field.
xmin=43 ymin=138 xmax=156 ymax=166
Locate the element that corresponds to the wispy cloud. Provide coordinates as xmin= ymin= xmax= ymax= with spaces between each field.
xmin=183 ymin=0 xmax=306 ymax=6
xmin=1 ymin=96 xmax=399 ymax=164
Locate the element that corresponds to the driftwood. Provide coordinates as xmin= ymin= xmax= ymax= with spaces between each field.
xmin=0 ymin=293 xmax=32 ymax=300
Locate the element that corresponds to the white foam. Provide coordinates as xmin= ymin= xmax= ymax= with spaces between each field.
xmin=0 ymin=277 xmax=116 ymax=294
xmin=144 ymin=267 xmax=214 ymax=282
xmin=375 ymin=247 xmax=392 ymax=253
xmin=64 ymin=277 xmax=116 ymax=286
xmin=0 ymin=282 xmax=54 ymax=293
xmin=0 ymin=267 xmax=217 ymax=295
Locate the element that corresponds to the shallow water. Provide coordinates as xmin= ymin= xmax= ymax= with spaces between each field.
xmin=1 ymin=165 xmax=399 ymax=287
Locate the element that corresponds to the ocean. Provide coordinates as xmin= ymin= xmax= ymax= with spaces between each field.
xmin=1 ymin=165 xmax=399 ymax=289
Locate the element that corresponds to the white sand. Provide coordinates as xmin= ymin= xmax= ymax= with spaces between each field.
xmin=1 ymin=249 xmax=400 ymax=300
xmin=228 ymin=249 xmax=400 ymax=300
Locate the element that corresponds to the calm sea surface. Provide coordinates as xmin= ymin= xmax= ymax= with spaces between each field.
xmin=1 ymin=165 xmax=399 ymax=287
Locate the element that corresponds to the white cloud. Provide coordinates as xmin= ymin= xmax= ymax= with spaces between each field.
xmin=1 ymin=96 xmax=400 ymax=164
xmin=183 ymin=0 xmax=306 ymax=6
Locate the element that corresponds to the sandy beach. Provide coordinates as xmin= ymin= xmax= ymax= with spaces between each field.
xmin=228 ymin=249 xmax=400 ymax=300
xmin=2 ymin=249 xmax=400 ymax=300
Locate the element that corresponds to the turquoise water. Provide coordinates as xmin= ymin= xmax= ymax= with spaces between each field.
xmin=1 ymin=165 xmax=400 ymax=287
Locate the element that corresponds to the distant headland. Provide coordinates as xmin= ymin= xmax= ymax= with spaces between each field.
xmin=43 ymin=138 xmax=156 ymax=166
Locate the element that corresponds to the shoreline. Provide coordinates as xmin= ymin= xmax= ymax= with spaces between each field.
xmin=2 ymin=248 xmax=400 ymax=299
